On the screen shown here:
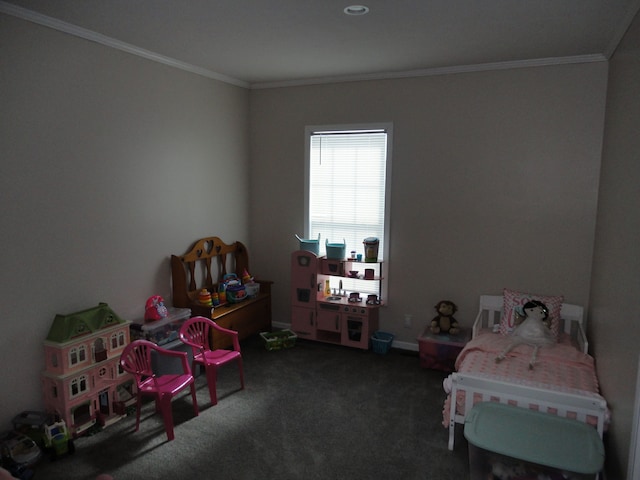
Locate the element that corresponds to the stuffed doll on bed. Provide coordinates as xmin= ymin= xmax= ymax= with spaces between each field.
xmin=495 ymin=299 xmax=555 ymax=369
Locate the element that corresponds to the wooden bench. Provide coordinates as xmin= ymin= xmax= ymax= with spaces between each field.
xmin=171 ymin=236 xmax=272 ymax=349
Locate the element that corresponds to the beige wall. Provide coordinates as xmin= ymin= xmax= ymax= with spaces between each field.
xmin=249 ymin=63 xmax=608 ymax=347
xmin=590 ymin=10 xmax=640 ymax=479
xmin=3 ymin=8 xmax=633 ymax=477
xmin=0 ymin=14 xmax=250 ymax=425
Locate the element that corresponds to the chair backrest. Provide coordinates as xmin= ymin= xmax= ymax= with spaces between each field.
xmin=179 ymin=316 xmax=213 ymax=353
xmin=120 ymin=340 xmax=157 ymax=383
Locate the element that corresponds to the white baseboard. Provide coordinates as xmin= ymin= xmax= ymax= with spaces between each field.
xmin=392 ymin=339 xmax=419 ymax=352
xmin=271 ymin=321 xmax=420 ymax=352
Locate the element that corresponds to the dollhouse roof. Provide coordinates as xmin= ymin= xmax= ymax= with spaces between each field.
xmin=45 ymin=302 xmax=128 ymax=344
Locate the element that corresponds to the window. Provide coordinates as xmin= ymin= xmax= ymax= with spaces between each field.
xmin=69 ymin=345 xmax=87 ymax=367
xmin=305 ymin=124 xmax=392 ymax=297
xmin=110 ymin=331 xmax=125 ymax=349
xmin=70 ymin=374 xmax=89 ymax=397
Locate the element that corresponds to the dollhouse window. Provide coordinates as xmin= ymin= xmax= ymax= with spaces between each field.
xmin=94 ymin=338 xmax=107 ymax=362
xmin=111 ymin=331 xmax=126 ymax=349
xmin=70 ymin=375 xmax=89 ymax=397
xmin=69 ymin=346 xmax=87 ymax=366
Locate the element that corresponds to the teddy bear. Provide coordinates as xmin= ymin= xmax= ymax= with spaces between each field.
xmin=430 ymin=300 xmax=460 ymax=335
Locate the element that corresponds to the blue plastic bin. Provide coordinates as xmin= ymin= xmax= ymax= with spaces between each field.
xmin=371 ymin=331 xmax=394 ymax=354
xmin=464 ymin=402 xmax=604 ymax=480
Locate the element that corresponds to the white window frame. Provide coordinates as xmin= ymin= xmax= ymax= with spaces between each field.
xmin=304 ymin=123 xmax=392 ymax=298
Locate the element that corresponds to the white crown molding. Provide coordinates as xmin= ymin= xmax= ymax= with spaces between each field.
xmin=0 ymin=0 xmax=613 ymax=91
xmin=0 ymin=1 xmax=249 ymax=89
xmin=250 ymin=54 xmax=608 ymax=89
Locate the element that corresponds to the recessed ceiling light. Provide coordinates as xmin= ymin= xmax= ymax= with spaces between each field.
xmin=344 ymin=5 xmax=369 ymax=16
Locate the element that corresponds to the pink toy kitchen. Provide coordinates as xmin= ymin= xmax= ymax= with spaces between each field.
xmin=290 ymin=236 xmax=385 ymax=350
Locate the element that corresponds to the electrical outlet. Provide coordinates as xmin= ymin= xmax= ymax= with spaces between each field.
xmin=404 ymin=313 xmax=412 ymax=328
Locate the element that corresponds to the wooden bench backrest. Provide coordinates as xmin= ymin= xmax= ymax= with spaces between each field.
xmin=171 ymin=237 xmax=250 ymax=308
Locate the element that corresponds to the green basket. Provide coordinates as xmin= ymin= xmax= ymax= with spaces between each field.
xmin=260 ymin=330 xmax=297 ymax=351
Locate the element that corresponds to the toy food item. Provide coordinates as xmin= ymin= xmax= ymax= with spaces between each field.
xmin=242 ymin=268 xmax=253 ymax=284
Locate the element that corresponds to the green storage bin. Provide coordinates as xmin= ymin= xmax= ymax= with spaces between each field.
xmin=260 ymin=330 xmax=297 ymax=351
xmin=464 ymin=402 xmax=604 ymax=479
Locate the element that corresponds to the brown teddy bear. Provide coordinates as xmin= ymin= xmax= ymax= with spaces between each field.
xmin=430 ymin=300 xmax=460 ymax=335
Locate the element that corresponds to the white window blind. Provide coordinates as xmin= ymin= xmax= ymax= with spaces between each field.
xmin=306 ymin=126 xmax=390 ymax=260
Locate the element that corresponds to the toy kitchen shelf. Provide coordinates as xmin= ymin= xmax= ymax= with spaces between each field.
xmin=320 ymin=257 xmax=383 ymax=297
xmin=290 ymin=250 xmax=384 ymax=350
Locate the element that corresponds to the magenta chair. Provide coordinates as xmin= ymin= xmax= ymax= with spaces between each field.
xmin=119 ymin=339 xmax=199 ymax=441
xmin=179 ymin=316 xmax=245 ymax=405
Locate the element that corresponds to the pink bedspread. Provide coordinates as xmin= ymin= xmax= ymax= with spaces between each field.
xmin=442 ymin=332 xmax=602 ymax=427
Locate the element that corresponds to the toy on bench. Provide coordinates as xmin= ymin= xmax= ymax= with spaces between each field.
xmin=171 ymin=236 xmax=272 ymax=348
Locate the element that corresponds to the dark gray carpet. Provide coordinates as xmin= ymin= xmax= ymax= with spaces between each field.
xmin=31 ymin=337 xmax=470 ymax=479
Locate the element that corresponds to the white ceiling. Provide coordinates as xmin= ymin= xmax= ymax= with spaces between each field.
xmin=2 ymin=0 xmax=640 ymax=88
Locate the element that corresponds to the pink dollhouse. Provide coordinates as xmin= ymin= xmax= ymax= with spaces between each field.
xmin=41 ymin=303 xmax=136 ymax=436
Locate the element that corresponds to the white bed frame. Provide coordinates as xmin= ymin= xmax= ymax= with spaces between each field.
xmin=448 ymin=295 xmax=608 ymax=451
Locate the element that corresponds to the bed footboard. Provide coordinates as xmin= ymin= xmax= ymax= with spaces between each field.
xmin=447 ymin=372 xmax=608 ymax=451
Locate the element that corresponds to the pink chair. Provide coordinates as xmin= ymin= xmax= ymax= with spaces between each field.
xmin=179 ymin=316 xmax=245 ymax=405
xmin=119 ymin=340 xmax=199 ymax=441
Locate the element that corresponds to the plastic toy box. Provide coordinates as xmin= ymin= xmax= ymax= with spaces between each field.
xmin=465 ymin=402 xmax=604 ymax=480
xmin=130 ymin=307 xmax=191 ymax=345
xmin=417 ymin=328 xmax=470 ymax=372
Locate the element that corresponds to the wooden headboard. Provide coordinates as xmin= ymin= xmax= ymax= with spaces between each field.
xmin=171 ymin=236 xmax=273 ymax=347
xmin=171 ymin=236 xmax=252 ymax=311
